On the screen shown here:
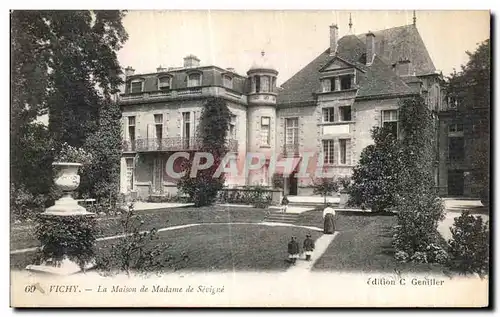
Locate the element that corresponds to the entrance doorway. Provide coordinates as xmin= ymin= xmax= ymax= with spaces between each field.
xmin=448 ymin=169 xmax=464 ymax=196
xmin=288 ymin=172 xmax=298 ymax=196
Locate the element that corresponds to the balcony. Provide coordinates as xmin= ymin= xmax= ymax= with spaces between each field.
xmin=122 ymin=137 xmax=238 ymax=153
xmin=282 ymin=144 xmax=300 ymax=157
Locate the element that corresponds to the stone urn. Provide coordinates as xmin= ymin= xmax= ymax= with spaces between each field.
xmin=26 ymin=162 xmax=96 ymax=275
xmin=44 ymin=162 xmax=93 ymax=216
xmin=339 ymin=189 xmax=349 ymax=208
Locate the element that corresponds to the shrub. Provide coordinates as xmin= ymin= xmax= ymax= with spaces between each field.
xmin=348 ymin=126 xmax=403 ymax=212
xmin=426 ymin=243 xmax=449 ymax=265
xmin=34 ymin=214 xmax=97 ymax=270
xmin=95 ymin=203 xmax=187 ymax=276
xmin=448 ymin=211 xmax=489 ymax=276
xmin=410 ymin=251 xmax=428 ymax=264
xmin=11 ymin=183 xmax=46 ymax=222
xmin=395 ymin=251 xmax=409 ymax=263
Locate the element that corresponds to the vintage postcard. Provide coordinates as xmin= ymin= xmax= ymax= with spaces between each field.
xmin=10 ymin=9 xmax=490 ymax=308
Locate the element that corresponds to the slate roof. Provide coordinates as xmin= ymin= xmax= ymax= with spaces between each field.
xmin=277 ymin=24 xmax=434 ymax=105
xmin=356 ymin=24 xmax=436 ymax=76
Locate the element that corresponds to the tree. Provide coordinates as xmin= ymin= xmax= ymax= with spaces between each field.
xmin=348 ymin=126 xmax=403 ymax=212
xmin=445 ymin=39 xmax=490 ymax=205
xmin=177 ymin=98 xmax=231 ymax=207
xmin=311 ymin=177 xmax=340 ymax=206
xmin=79 ymin=99 xmax=122 ymax=203
xmin=11 ymin=10 xmax=128 ymax=201
xmin=393 ymin=96 xmax=445 ymax=258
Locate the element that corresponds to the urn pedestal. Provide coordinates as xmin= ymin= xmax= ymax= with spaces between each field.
xmin=26 ymin=162 xmax=96 ymax=276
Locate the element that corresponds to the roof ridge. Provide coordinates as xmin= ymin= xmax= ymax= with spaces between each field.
xmin=355 ymin=24 xmax=415 ymax=37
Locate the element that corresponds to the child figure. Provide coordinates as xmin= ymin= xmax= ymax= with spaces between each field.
xmin=287 ymin=236 xmax=300 ymax=264
xmin=281 ymin=195 xmax=289 ymax=213
xmin=303 ymin=234 xmax=315 ymax=261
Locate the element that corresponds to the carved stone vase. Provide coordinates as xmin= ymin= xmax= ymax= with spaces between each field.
xmin=26 ymin=162 xmax=96 ymax=275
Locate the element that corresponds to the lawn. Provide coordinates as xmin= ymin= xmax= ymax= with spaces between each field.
xmin=313 ymin=212 xmax=447 ymax=274
xmin=11 ymin=224 xmax=322 ymax=272
xmin=10 ymin=206 xmax=268 ymax=250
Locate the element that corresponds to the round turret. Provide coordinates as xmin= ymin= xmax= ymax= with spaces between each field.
xmin=247 ymin=51 xmax=279 ymax=106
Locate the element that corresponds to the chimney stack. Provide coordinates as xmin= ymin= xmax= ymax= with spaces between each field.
xmin=366 ymin=32 xmax=375 ymax=65
xmin=183 ymin=54 xmax=200 ymax=68
xmin=124 ymin=66 xmax=135 ymax=77
xmin=157 ymin=65 xmax=167 ymax=73
xmin=329 ymin=24 xmax=339 ymax=56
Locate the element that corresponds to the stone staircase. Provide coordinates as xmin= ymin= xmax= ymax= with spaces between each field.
xmin=264 ymin=211 xmax=301 ymax=224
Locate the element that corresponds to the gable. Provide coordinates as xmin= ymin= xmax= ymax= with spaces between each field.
xmin=320 ymin=57 xmax=354 ymax=72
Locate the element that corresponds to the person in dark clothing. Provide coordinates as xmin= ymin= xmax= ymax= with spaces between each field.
xmin=303 ymin=234 xmax=315 ymax=261
xmin=281 ymin=195 xmax=289 ymax=213
xmin=287 ymin=236 xmax=300 ymax=264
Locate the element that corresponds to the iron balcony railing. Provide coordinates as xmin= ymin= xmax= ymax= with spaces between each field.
xmin=122 ymin=137 xmax=238 ymax=153
xmin=282 ymin=143 xmax=300 ymax=157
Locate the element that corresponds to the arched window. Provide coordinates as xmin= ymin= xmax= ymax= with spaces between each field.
xmin=158 ymin=76 xmax=172 ymax=91
xmin=187 ymin=72 xmax=202 ymax=87
xmin=129 ymin=79 xmax=144 ymax=94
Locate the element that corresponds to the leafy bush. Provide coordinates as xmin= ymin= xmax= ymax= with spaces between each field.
xmin=395 ymin=251 xmax=409 ymax=263
xmin=409 ymin=251 xmax=428 ymax=264
xmin=448 ymin=211 xmax=489 ymax=276
xmin=217 ymin=186 xmax=272 ymax=208
xmin=95 ymin=203 xmax=187 ymax=276
xmin=426 ymin=243 xmax=449 ymax=265
xmin=348 ymin=126 xmax=403 ymax=212
xmin=34 ymin=214 xmax=97 ymax=270
xmin=54 ymin=142 xmax=93 ymax=165
xmin=11 ymin=184 xmax=45 ymax=222
xmin=393 ymin=195 xmax=445 ymax=256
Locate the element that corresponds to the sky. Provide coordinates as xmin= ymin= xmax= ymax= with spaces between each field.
xmin=117 ymin=10 xmax=490 ymax=85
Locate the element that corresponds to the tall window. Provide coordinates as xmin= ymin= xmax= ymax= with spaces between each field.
xmin=261 ymin=76 xmax=270 ymax=92
xmin=223 ymin=75 xmax=233 ymax=89
xmin=255 ymin=76 xmax=261 ymax=93
xmin=322 ymin=140 xmax=334 ymax=164
xmin=128 ymin=116 xmax=136 ymax=150
xmin=340 ymin=75 xmax=352 ymax=90
xmin=260 ymin=116 xmax=270 ymax=146
xmin=321 ymin=78 xmax=335 ymax=92
xmin=229 ymin=114 xmax=237 ymax=140
xmin=339 ymin=106 xmax=352 ymax=121
xmin=382 ymin=110 xmax=398 ymax=137
xmin=322 ymin=107 xmax=335 ymax=123
xmin=130 ymin=80 xmax=143 ymax=93
xmin=449 ymin=137 xmax=465 ymax=161
xmin=182 ymin=112 xmax=191 ymax=141
xmin=285 ymin=118 xmax=299 ymax=144
xmin=158 ymin=77 xmax=171 ymax=91
xmin=339 ymin=139 xmax=348 ymax=164
xmin=154 ymin=114 xmax=163 ymax=141
xmin=125 ymin=158 xmax=134 ymax=191
xmin=187 ymin=73 xmax=201 ymax=87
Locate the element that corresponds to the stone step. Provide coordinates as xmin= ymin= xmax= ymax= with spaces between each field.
xmin=264 ymin=218 xmax=297 ymax=224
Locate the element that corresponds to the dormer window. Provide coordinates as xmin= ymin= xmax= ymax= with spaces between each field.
xmin=187 ymin=72 xmax=202 ymax=87
xmin=223 ymin=74 xmax=233 ymax=89
xmin=130 ymin=79 xmax=144 ymax=94
xmin=322 ymin=78 xmax=336 ymax=92
xmin=158 ymin=76 xmax=172 ymax=91
xmin=340 ymin=75 xmax=352 ymax=90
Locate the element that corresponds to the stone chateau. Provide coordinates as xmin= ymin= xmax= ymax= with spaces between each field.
xmin=119 ymin=17 xmax=472 ymax=199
